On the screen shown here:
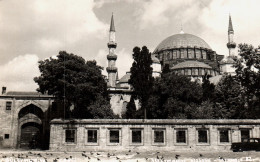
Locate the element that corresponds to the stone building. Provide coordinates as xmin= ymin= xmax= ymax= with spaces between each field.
xmin=49 ymin=119 xmax=260 ymax=151
xmin=0 ymin=88 xmax=55 ymax=149
xmin=0 ymin=14 xmax=240 ymax=150
xmin=108 ymin=14 xmax=237 ymax=115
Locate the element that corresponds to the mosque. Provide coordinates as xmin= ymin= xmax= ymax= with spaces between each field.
xmin=107 ymin=14 xmax=237 ymax=116
xmin=0 ymin=14 xmax=239 ymax=150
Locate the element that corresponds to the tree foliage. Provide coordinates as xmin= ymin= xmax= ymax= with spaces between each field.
xmin=234 ymin=43 xmax=260 ymax=118
xmin=34 ymin=51 xmax=116 ymax=119
xmin=213 ymin=75 xmax=244 ymax=118
xmin=129 ymin=46 xmax=153 ymax=119
xmin=202 ymin=74 xmax=215 ymax=101
xmin=122 ymin=96 xmax=137 ymax=119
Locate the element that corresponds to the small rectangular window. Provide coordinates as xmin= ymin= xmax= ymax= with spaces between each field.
xmin=195 ymin=50 xmax=201 ymax=59
xmin=241 ymin=129 xmax=250 ymax=141
xmin=188 ymin=49 xmax=194 ymax=58
xmin=180 ymin=49 xmax=184 ymax=58
xmin=6 ymin=101 xmax=12 ymax=110
xmin=88 ymin=130 xmax=97 ymax=143
xmin=154 ymin=130 xmax=164 ymax=143
xmin=202 ymin=51 xmax=207 ymax=59
xmin=219 ymin=129 xmax=229 ymax=143
xmin=4 ymin=134 xmax=9 ymax=139
xmin=65 ymin=129 xmax=76 ymax=143
xmin=131 ymin=129 xmax=142 ymax=143
xmin=176 ymin=130 xmax=186 ymax=143
xmin=198 ymin=129 xmax=208 ymax=143
xmin=173 ymin=51 xmax=177 ymax=59
xmin=110 ymin=130 xmax=120 ymax=143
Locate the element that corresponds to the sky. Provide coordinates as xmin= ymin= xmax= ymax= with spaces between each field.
xmin=0 ymin=0 xmax=260 ymax=91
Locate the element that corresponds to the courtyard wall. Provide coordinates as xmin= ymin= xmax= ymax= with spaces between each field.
xmin=49 ymin=119 xmax=260 ymax=152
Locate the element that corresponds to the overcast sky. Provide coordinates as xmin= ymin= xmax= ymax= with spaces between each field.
xmin=0 ymin=0 xmax=260 ymax=91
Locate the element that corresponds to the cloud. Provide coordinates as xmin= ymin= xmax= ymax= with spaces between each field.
xmin=138 ymin=0 xmax=207 ymax=29
xmin=116 ymin=48 xmax=133 ymax=78
xmin=94 ymin=49 xmax=107 ymax=75
xmin=0 ymin=0 xmax=107 ymax=64
xmin=199 ymin=0 xmax=260 ymax=56
xmin=0 ymin=55 xmax=40 ymax=91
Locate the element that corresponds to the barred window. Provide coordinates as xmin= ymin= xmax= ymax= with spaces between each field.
xmin=6 ymin=101 xmax=12 ymax=110
xmin=154 ymin=129 xmax=164 ymax=143
xmin=198 ymin=129 xmax=208 ymax=143
xmin=110 ymin=130 xmax=120 ymax=143
xmin=219 ymin=129 xmax=229 ymax=143
xmin=241 ymin=129 xmax=250 ymax=141
xmin=131 ymin=129 xmax=142 ymax=143
xmin=87 ymin=130 xmax=97 ymax=143
xmin=176 ymin=130 xmax=186 ymax=143
xmin=65 ymin=129 xmax=76 ymax=143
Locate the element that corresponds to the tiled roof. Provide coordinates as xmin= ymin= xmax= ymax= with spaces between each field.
xmin=151 ymin=55 xmax=160 ymax=63
xmin=219 ymin=56 xmax=236 ymax=64
xmin=171 ymin=61 xmax=212 ymax=70
xmin=5 ymin=91 xmax=51 ymax=97
xmin=154 ymin=33 xmax=211 ymax=53
xmin=119 ymin=72 xmax=131 ymax=83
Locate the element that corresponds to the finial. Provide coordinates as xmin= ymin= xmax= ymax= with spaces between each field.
xmin=110 ymin=13 xmax=115 ymax=32
xmin=228 ymin=14 xmax=234 ymax=32
xmin=180 ymin=22 xmax=184 ymax=34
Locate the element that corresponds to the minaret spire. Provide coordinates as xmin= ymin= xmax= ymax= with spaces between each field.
xmin=227 ymin=14 xmax=236 ymax=57
xmin=228 ymin=14 xmax=234 ymax=32
xmin=106 ymin=13 xmax=118 ymax=87
xmin=110 ymin=13 xmax=115 ymax=32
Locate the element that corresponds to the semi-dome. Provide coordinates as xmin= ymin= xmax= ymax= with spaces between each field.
xmin=154 ymin=33 xmax=211 ymax=53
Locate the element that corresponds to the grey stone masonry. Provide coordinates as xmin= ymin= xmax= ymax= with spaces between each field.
xmin=49 ymin=119 xmax=260 ymax=152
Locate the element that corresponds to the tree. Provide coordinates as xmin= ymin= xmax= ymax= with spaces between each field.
xmin=188 ymin=101 xmax=215 ymax=119
xmin=235 ymin=43 xmax=260 ymax=118
xmin=129 ymin=46 xmax=153 ymax=119
xmin=214 ymin=74 xmax=244 ymax=119
xmin=202 ymin=74 xmax=215 ymax=101
xmin=34 ymin=51 xmax=115 ymax=119
xmin=122 ymin=96 xmax=137 ymax=119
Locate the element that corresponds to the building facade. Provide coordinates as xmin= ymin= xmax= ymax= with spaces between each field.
xmin=0 ymin=14 xmax=240 ymax=150
xmin=49 ymin=119 xmax=260 ymax=151
xmin=0 ymin=89 xmax=55 ymax=149
xmin=108 ymin=14 xmax=237 ymax=115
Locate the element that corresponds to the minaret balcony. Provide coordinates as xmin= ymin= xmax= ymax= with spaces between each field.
xmin=106 ymin=67 xmax=118 ymax=72
xmin=107 ymin=54 xmax=117 ymax=60
xmin=107 ymin=42 xmax=117 ymax=48
xmin=227 ymin=42 xmax=236 ymax=48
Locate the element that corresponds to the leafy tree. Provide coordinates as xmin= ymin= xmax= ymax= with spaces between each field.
xmin=34 ymin=51 xmax=115 ymax=119
xmin=235 ymin=44 xmax=260 ymax=118
xmin=188 ymin=100 xmax=215 ymax=119
xmin=146 ymin=73 xmax=203 ymax=119
xmin=123 ymin=96 xmax=137 ymax=119
xmin=214 ymin=74 xmax=244 ymax=118
xmin=87 ymin=95 xmax=117 ymax=119
xmin=129 ymin=46 xmax=153 ymax=119
xmin=162 ymin=64 xmax=171 ymax=75
xmin=202 ymin=74 xmax=215 ymax=101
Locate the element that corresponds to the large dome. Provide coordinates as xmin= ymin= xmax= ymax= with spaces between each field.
xmin=154 ymin=33 xmax=211 ymax=53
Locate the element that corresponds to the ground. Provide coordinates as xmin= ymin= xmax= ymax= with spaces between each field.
xmin=0 ymin=150 xmax=259 ymax=162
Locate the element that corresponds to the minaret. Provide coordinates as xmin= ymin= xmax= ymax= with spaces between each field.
xmin=226 ymin=15 xmax=236 ymax=57
xmin=106 ymin=13 xmax=118 ymax=87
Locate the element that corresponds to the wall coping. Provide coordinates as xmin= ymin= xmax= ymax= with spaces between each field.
xmin=50 ymin=119 xmax=260 ymax=125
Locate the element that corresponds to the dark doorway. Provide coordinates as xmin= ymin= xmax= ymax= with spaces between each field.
xmin=20 ymin=122 xmax=42 ymax=149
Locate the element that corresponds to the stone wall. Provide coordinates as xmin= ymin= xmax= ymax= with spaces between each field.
xmin=0 ymin=94 xmax=54 ymax=148
xmin=49 ymin=119 xmax=260 ymax=152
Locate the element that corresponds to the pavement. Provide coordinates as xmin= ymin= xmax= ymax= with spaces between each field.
xmin=0 ymin=150 xmax=259 ymax=162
